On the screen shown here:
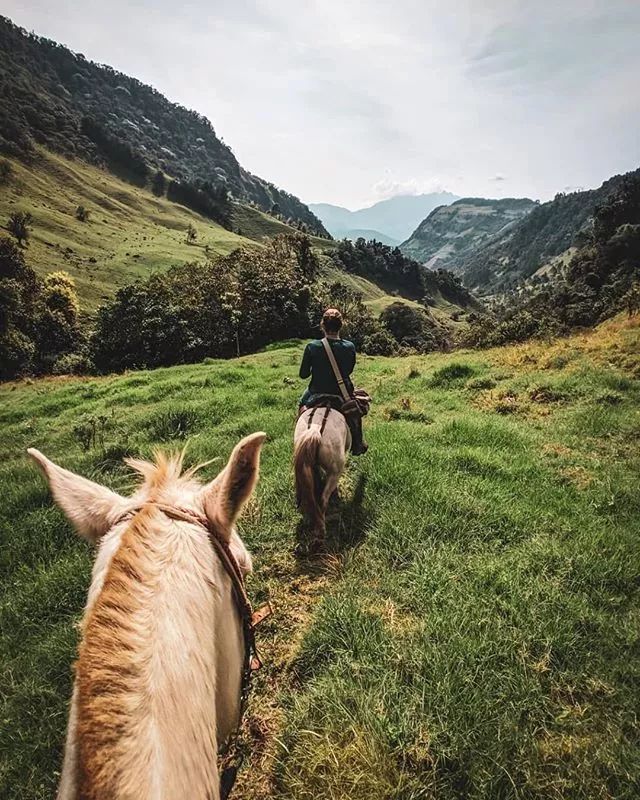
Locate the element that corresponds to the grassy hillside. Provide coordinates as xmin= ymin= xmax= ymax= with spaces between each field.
xmin=1 ymin=315 xmax=638 ymax=799
xmin=321 ymin=263 xmax=468 ymax=331
xmin=0 ymin=149 xmax=327 ymax=310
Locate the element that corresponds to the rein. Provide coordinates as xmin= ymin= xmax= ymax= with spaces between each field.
xmin=306 ymin=404 xmax=331 ymax=435
xmin=114 ymin=501 xmax=271 ymax=799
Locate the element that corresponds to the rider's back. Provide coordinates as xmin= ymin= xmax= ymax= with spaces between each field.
xmin=299 ymin=338 xmax=356 ymax=397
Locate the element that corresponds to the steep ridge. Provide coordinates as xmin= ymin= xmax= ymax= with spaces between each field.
xmin=458 ymin=173 xmax=635 ymax=292
xmin=0 ymin=15 xmax=328 ymax=236
xmin=402 ymin=171 xmax=638 ymax=296
xmin=400 ymin=197 xmax=536 ymax=268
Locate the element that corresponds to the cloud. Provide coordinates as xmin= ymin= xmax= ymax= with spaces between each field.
xmin=490 ymin=175 xmax=507 ymax=182
xmin=371 ymin=176 xmax=449 ymax=201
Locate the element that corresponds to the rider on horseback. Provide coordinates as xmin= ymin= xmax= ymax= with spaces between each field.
xmin=298 ymin=308 xmax=368 ymax=455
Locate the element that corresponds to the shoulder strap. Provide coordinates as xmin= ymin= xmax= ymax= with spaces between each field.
xmin=322 ymin=338 xmax=351 ymax=402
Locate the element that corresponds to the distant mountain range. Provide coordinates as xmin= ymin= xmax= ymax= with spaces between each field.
xmin=310 ymin=192 xmax=458 ymax=243
xmin=0 ymin=16 xmax=328 ymax=235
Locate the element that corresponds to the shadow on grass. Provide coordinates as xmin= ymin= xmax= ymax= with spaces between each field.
xmin=294 ymin=470 xmax=373 ymax=568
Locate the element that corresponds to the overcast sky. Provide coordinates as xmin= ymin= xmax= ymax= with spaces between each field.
xmin=5 ymin=0 xmax=640 ymax=209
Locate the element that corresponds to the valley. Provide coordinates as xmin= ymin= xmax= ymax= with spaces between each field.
xmin=0 ymin=9 xmax=639 ymax=800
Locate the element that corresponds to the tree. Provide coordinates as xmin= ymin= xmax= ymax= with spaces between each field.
xmin=7 ymin=212 xmax=33 ymax=246
xmin=186 ymin=223 xmax=197 ymax=244
xmin=0 ymin=238 xmax=82 ymax=379
xmin=152 ymin=170 xmax=166 ymax=197
xmin=75 ymin=205 xmax=90 ymax=222
xmin=0 ymin=160 xmax=12 ymax=185
xmin=36 ymin=272 xmax=81 ymax=367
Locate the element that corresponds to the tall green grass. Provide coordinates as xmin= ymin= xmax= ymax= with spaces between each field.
xmin=0 ymin=323 xmax=639 ymax=799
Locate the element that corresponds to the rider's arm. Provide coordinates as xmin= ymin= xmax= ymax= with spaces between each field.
xmin=347 ymin=343 xmax=356 ymax=375
xmin=299 ymin=344 xmax=312 ymax=379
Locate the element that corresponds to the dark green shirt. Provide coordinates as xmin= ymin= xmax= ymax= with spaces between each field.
xmin=299 ymin=338 xmax=356 ymax=398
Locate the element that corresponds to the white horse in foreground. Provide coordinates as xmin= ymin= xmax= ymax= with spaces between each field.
xmin=294 ymin=407 xmax=350 ymax=545
xmin=28 ymin=432 xmax=266 ymax=800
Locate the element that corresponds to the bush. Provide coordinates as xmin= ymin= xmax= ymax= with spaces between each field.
xmin=7 ymin=211 xmax=32 ymax=246
xmin=429 ymin=362 xmax=475 ymax=386
xmin=0 ymin=159 xmax=12 ymax=185
xmin=362 ymin=329 xmax=397 ymax=356
xmin=75 ymin=205 xmax=90 ymax=222
xmin=0 ymin=326 xmax=36 ymax=378
xmin=380 ymin=301 xmax=448 ymax=353
xmin=152 ymin=170 xmax=166 ymax=197
xmin=52 ymin=351 xmax=93 ymax=375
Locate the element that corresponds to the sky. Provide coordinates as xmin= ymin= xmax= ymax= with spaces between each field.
xmin=4 ymin=0 xmax=640 ymax=209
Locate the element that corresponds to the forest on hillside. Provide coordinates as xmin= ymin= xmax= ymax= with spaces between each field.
xmin=0 ymin=16 xmax=328 ymax=236
xmin=458 ymin=172 xmax=634 ymax=292
xmin=462 ymin=170 xmax=640 ymax=347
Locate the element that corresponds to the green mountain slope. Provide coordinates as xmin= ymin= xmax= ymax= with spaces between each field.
xmin=1 ymin=315 xmax=638 ymax=800
xmin=0 ymin=148 xmax=323 ymax=310
xmin=0 ymin=15 xmax=328 ymax=236
xmin=458 ymin=172 xmax=637 ymax=293
xmin=400 ymin=197 xmax=536 ymax=267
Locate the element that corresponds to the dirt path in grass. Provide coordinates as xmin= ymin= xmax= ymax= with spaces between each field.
xmin=234 ymin=552 xmax=339 ymax=800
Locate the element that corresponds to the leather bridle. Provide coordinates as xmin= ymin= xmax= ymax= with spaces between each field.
xmin=114 ymin=501 xmax=271 ymax=798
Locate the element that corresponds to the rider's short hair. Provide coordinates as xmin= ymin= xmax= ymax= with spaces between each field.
xmin=321 ymin=308 xmax=343 ymax=334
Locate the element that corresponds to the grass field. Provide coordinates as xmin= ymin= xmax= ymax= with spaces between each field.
xmin=0 ymin=149 xmax=330 ymax=311
xmin=1 ymin=316 xmax=639 ymax=799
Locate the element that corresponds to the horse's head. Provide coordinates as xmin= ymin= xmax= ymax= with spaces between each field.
xmin=27 ymin=432 xmax=267 ymax=572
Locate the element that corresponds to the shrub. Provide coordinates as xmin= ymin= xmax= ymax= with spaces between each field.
xmin=75 ymin=205 xmax=90 ymax=222
xmin=362 ymin=329 xmax=397 ymax=356
xmin=152 ymin=169 xmax=166 ymax=197
xmin=7 ymin=211 xmax=32 ymax=246
xmin=429 ymin=362 xmax=475 ymax=386
xmin=52 ymin=351 xmax=93 ymax=375
xmin=0 ymin=159 xmax=12 ymax=185
xmin=380 ymin=301 xmax=448 ymax=353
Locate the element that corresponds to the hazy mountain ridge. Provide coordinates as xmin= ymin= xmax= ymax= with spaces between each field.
xmin=311 ymin=192 xmax=458 ymax=242
xmin=400 ymin=197 xmax=537 ymax=270
xmin=0 ymin=16 xmax=328 ymax=235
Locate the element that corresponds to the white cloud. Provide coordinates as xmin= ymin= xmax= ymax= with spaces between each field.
xmin=371 ymin=176 xmax=450 ymax=201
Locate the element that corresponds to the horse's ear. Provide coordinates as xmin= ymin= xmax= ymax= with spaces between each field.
xmin=201 ymin=432 xmax=266 ymax=539
xmin=27 ymin=449 xmax=128 ymax=542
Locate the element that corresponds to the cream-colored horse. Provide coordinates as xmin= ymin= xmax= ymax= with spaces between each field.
xmin=28 ymin=432 xmax=266 ymax=800
xmin=294 ymin=407 xmax=350 ymax=544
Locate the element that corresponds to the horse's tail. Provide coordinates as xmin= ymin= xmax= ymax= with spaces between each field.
xmin=294 ymin=427 xmax=323 ymax=531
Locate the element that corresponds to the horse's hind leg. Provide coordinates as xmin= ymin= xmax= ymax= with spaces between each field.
xmin=321 ymin=470 xmax=340 ymax=513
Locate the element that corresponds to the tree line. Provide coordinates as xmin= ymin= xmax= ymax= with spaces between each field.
xmin=1 ymin=230 xmax=460 ymax=380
